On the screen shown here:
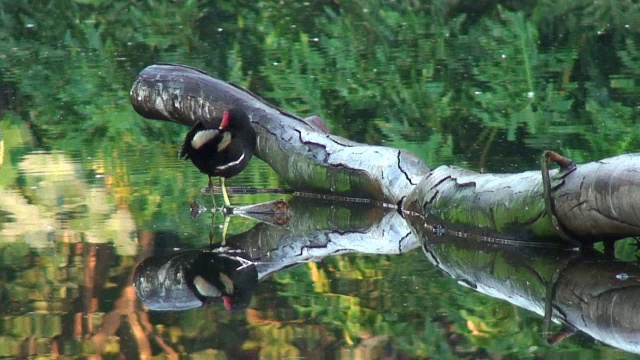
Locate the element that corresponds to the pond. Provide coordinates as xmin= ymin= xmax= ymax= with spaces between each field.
xmin=1 ymin=1 xmax=640 ymax=358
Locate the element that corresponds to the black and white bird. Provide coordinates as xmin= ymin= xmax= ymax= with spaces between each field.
xmin=133 ymin=249 xmax=258 ymax=311
xmin=179 ymin=108 xmax=256 ymax=208
xmin=190 ymin=251 xmax=256 ymax=311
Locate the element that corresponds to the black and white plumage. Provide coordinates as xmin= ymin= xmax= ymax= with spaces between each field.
xmin=179 ymin=108 xmax=256 ymax=207
xmin=189 ymin=251 xmax=256 ymax=311
xmin=132 ymin=249 xmax=258 ymax=311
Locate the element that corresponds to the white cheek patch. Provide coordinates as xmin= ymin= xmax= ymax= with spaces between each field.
xmin=191 ymin=129 xmax=219 ymax=149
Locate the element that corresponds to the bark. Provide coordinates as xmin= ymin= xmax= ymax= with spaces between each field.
xmin=133 ymin=196 xmax=417 ymax=310
xmin=403 ymin=152 xmax=640 ymax=246
xmin=552 ymin=154 xmax=640 ymax=241
xmin=130 ymin=63 xmax=640 ymax=246
xmin=130 ymin=63 xmax=427 ymax=204
xmin=411 ymin=218 xmax=640 ymax=353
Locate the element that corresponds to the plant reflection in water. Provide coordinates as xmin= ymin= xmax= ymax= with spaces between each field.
xmin=135 ymin=196 xmax=640 ymax=355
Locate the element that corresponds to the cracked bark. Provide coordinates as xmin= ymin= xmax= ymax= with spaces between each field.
xmin=403 ymin=154 xmax=640 ymax=246
xmin=131 ymin=63 xmax=640 ymax=247
xmin=130 ymin=63 xmax=426 ymax=204
xmin=415 ymin=229 xmax=640 ymax=353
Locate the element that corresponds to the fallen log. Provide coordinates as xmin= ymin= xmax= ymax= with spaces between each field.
xmin=130 ymin=63 xmax=640 ymax=247
xmin=130 ymin=63 xmax=427 ymax=205
xmin=403 ymin=151 xmax=640 ymax=247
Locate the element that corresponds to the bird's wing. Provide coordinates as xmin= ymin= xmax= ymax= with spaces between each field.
xmin=190 ymin=129 xmax=220 ymax=150
xmin=179 ymin=122 xmax=219 ymax=159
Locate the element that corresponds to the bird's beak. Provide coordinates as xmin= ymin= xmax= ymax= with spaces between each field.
xmin=219 ymin=110 xmax=230 ymax=130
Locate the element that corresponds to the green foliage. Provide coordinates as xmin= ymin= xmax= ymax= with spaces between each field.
xmin=1 ymin=0 xmax=640 ymax=358
xmin=0 ymin=0 xmax=217 ymax=147
xmin=2 ymin=0 xmax=639 ymax=165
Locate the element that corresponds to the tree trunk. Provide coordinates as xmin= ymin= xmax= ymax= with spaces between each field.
xmin=403 ymin=152 xmax=640 ymax=246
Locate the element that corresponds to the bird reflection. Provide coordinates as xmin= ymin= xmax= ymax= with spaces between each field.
xmin=133 ymin=247 xmax=258 ymax=311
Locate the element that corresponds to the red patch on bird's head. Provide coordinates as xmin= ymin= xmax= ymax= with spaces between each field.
xmin=219 ymin=110 xmax=230 ymax=130
xmin=223 ymin=295 xmax=232 ymax=310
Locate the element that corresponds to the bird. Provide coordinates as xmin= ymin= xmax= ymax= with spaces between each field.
xmin=132 ymin=249 xmax=258 ymax=311
xmin=179 ymin=108 xmax=257 ymax=208
xmin=189 ymin=249 xmax=258 ymax=311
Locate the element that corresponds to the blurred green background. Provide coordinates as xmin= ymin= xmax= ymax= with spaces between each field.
xmin=1 ymin=0 xmax=639 ymax=358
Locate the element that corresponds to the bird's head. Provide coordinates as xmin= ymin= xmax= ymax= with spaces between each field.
xmin=190 ymin=251 xmax=258 ymax=311
xmin=217 ymin=108 xmax=252 ymax=132
xmin=218 ymin=110 xmax=231 ymax=131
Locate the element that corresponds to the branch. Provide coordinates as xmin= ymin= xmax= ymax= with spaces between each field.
xmin=130 ymin=63 xmax=428 ymax=204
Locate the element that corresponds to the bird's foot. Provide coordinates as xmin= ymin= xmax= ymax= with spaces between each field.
xmin=204 ymin=177 xmax=215 ymax=194
xmin=222 ymin=205 xmax=234 ymax=216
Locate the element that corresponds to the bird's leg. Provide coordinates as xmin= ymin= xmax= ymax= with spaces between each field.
xmin=208 ymin=209 xmax=216 ymax=248
xmin=208 ymin=208 xmax=226 ymax=248
xmin=221 ymin=215 xmax=230 ymax=246
xmin=208 ymin=176 xmax=219 ymax=210
xmin=221 ymin=177 xmax=231 ymax=209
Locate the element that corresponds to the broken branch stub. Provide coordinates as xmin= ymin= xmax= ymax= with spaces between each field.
xmin=130 ymin=63 xmax=429 ymax=204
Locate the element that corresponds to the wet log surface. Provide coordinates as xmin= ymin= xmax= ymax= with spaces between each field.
xmin=130 ymin=63 xmax=640 ymax=247
xmin=403 ymin=153 xmax=640 ymax=246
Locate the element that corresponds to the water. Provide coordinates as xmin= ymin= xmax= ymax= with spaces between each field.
xmin=2 ymin=1 xmax=640 ymax=358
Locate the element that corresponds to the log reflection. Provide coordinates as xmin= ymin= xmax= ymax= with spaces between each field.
xmin=406 ymin=212 xmax=640 ymax=354
xmin=133 ymin=195 xmax=418 ymax=311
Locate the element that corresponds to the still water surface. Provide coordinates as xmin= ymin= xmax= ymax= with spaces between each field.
xmin=2 ymin=1 xmax=640 ymax=358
